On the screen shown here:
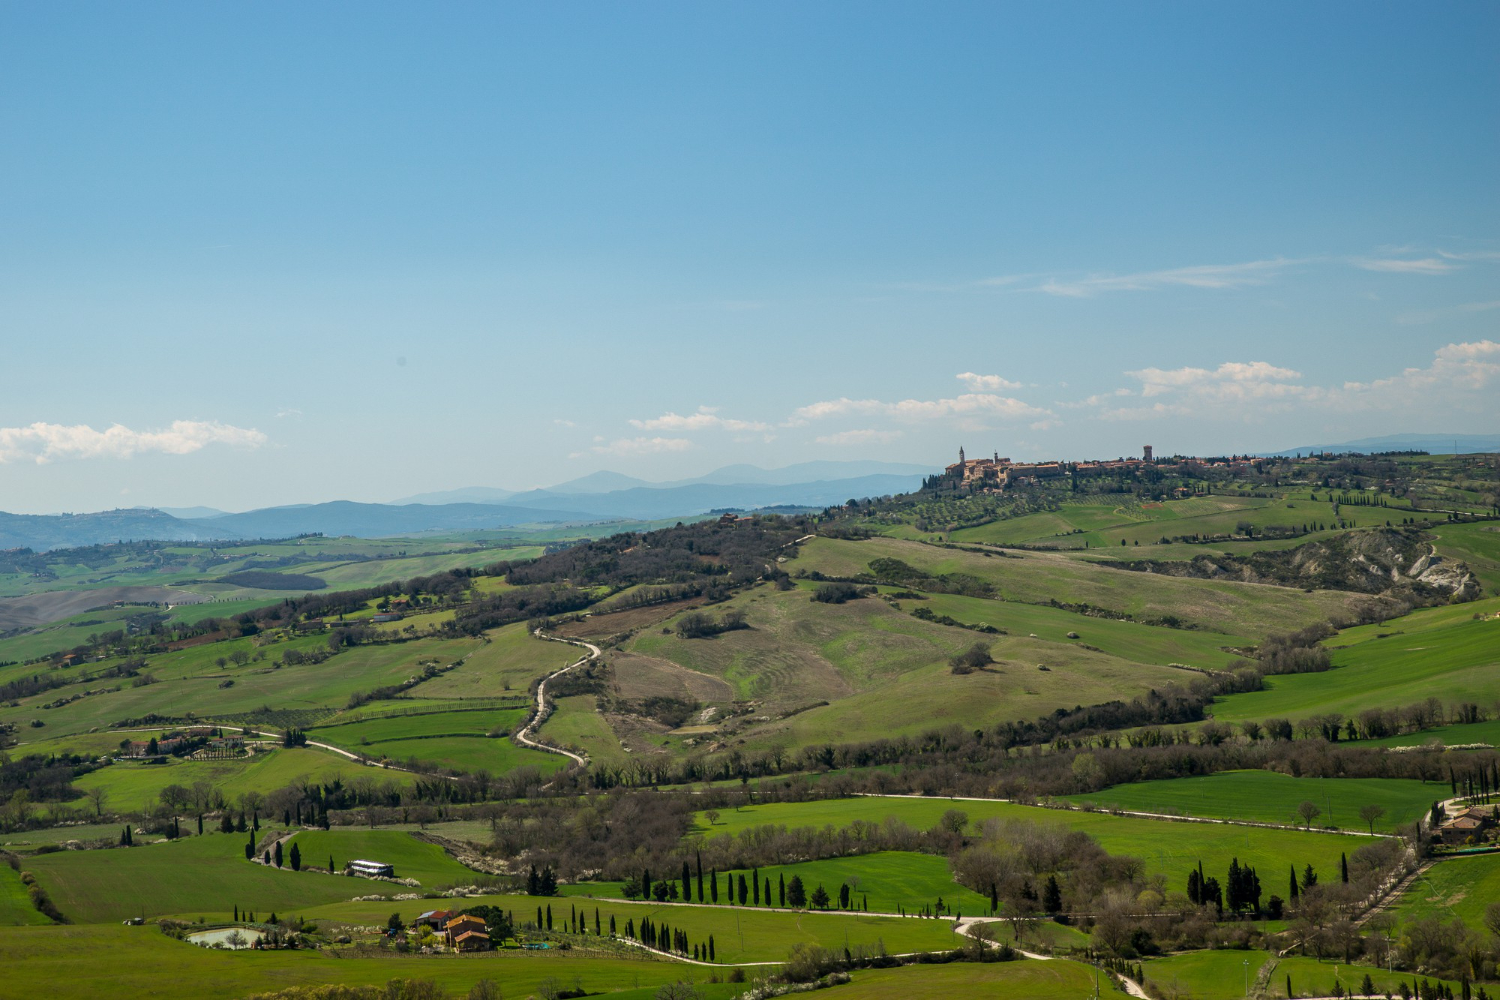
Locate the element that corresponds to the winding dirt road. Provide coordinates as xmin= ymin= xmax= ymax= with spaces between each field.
xmin=513 ymin=632 xmax=601 ymax=767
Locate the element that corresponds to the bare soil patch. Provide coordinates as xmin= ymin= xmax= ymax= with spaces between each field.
xmin=609 ymin=651 xmax=735 ymax=703
xmin=552 ymin=598 xmax=704 ymax=641
xmin=0 ymin=586 xmax=207 ymax=630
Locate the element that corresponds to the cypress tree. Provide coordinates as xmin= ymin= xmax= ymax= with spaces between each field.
xmin=696 ymin=851 xmax=704 ymax=901
xmin=329 ymin=855 xmax=335 ymax=873
xmin=752 ymin=868 xmax=760 ymax=905
xmin=738 ymin=874 xmax=748 ymax=905
xmin=710 ymin=869 xmax=719 ymax=902
xmin=765 ymin=877 xmax=772 ymax=906
xmin=709 ymin=934 xmax=715 ymax=962
xmin=682 ymin=861 xmax=692 ymax=902
xmin=290 ymin=843 xmax=301 ymax=871
xmin=779 ymin=873 xmax=786 ymax=907
xmin=545 ymin=904 xmax=552 ymax=930
xmin=536 ymin=906 xmax=542 ymax=928
xmin=1340 ymin=853 xmax=1349 ymax=884
xmin=595 ymin=907 xmax=600 ymax=935
xmin=1289 ymin=865 xmax=1299 ymax=901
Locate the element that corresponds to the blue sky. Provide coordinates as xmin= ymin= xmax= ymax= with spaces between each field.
xmin=2 ymin=2 xmax=1496 ymax=513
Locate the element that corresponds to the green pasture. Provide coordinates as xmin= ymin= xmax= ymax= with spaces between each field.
xmin=1209 ymin=613 xmax=1500 ymax=724
xmin=69 ymin=748 xmax=412 ymax=814
xmin=288 ymin=829 xmax=478 ymax=887
xmin=0 ymin=866 xmax=52 ymax=926
xmin=694 ymin=798 xmax=1371 ymax=890
xmin=796 ymin=537 xmax=1360 ymax=637
xmin=0 ymin=924 xmax=706 ymax=1000
xmin=1 ymin=823 xmax=146 ymax=851
xmin=1392 ymin=853 xmax=1500 ymax=932
xmin=301 ymin=891 xmax=966 ymax=964
xmin=1062 ymin=771 xmax=1439 ymax=832
xmin=25 ymin=833 xmax=361 ymax=923
xmin=409 ymin=621 xmax=580 ymax=698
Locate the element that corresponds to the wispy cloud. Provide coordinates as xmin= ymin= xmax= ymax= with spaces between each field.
xmin=572 ymin=436 xmax=692 ymax=459
xmin=0 ymin=420 xmax=267 ymax=464
xmin=791 ymin=393 xmax=1048 ymax=424
xmin=1395 ymin=300 xmax=1500 ymax=325
xmin=815 ymin=429 xmax=903 ymax=446
xmin=630 ymin=406 xmax=770 ymax=433
xmin=1129 ymin=361 xmax=1302 ymax=398
xmin=1033 ymin=258 xmax=1297 ymax=298
xmin=1352 ymin=257 xmax=1458 ymax=275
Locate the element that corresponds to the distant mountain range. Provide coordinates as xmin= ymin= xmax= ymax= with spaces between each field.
xmin=1 ymin=462 xmax=934 ymax=551
xmin=1263 ymin=433 xmax=1500 ymax=457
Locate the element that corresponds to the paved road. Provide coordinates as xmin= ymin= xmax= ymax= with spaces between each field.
xmin=513 ymin=632 xmax=601 ymax=766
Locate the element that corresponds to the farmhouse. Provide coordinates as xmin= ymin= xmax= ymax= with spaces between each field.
xmin=346 ymin=859 xmax=395 ymax=878
xmin=1438 ymin=804 xmax=1496 ymax=846
xmin=413 ymin=909 xmax=454 ymax=931
xmin=444 ymin=914 xmax=490 ymax=950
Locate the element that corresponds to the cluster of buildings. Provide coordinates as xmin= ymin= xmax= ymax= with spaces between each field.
xmin=117 ymin=728 xmax=244 ymax=758
xmin=942 ymin=445 xmax=1273 ymax=491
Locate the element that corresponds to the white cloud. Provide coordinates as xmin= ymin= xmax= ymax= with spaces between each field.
xmin=275 ymin=408 xmax=303 ymax=419
xmin=1129 ymin=361 xmax=1302 ymax=398
xmin=0 ymin=420 xmax=267 ymax=465
xmin=630 ymin=406 xmax=770 ymax=433
xmin=1099 ymin=341 xmax=1500 ymax=421
xmin=956 ymin=372 xmax=1023 ymax=391
xmin=1035 ymin=258 xmax=1295 ymax=297
xmin=815 ymin=429 xmax=903 ymax=446
xmin=553 ymin=418 xmax=578 ymax=428
xmin=573 ymin=436 xmax=693 ymax=459
xmin=791 ymin=393 xmax=1048 ymax=424
xmin=1352 ymin=257 xmax=1458 ymax=275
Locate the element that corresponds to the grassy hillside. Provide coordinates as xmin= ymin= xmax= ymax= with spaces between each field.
xmin=0 ymin=867 xmax=52 ymax=926
xmin=1392 ymin=853 xmax=1500 ymax=932
xmin=408 ymin=621 xmax=580 ymax=698
xmin=287 ymin=829 xmax=478 ymax=887
xmin=1209 ymin=612 xmax=1500 ymax=724
xmin=795 ymin=536 xmax=1360 ymax=636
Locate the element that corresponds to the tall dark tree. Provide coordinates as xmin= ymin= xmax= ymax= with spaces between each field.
xmin=779 ymin=873 xmax=786 ymax=907
xmin=752 ymin=867 xmax=760 ymax=905
xmin=696 ymin=852 xmax=704 ymax=902
xmin=710 ymin=869 xmax=719 ymax=903
xmin=682 ymin=861 xmax=692 ymax=902
xmin=289 ymin=843 xmax=301 ymax=871
xmin=1043 ymin=875 xmax=1062 ymax=914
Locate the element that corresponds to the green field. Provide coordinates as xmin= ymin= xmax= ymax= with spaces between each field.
xmin=1392 ymin=853 xmax=1500 ymax=932
xmin=25 ymin=833 xmax=362 ymax=923
xmin=1062 ymin=771 xmax=1440 ymax=832
xmin=0 ymin=867 xmax=53 ymax=926
xmin=695 ymin=798 xmax=1371 ymax=890
xmin=1358 ymin=718 xmax=1500 ymax=748
xmin=307 ymin=706 xmax=564 ymax=773
xmin=0 ymin=924 xmax=710 ymax=1000
xmin=1209 ymin=611 xmax=1500 ymax=724
xmin=299 ymin=891 xmax=966 ymax=965
xmin=70 ymin=748 xmax=413 ymax=814
xmin=287 ymin=829 xmax=479 ymax=887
